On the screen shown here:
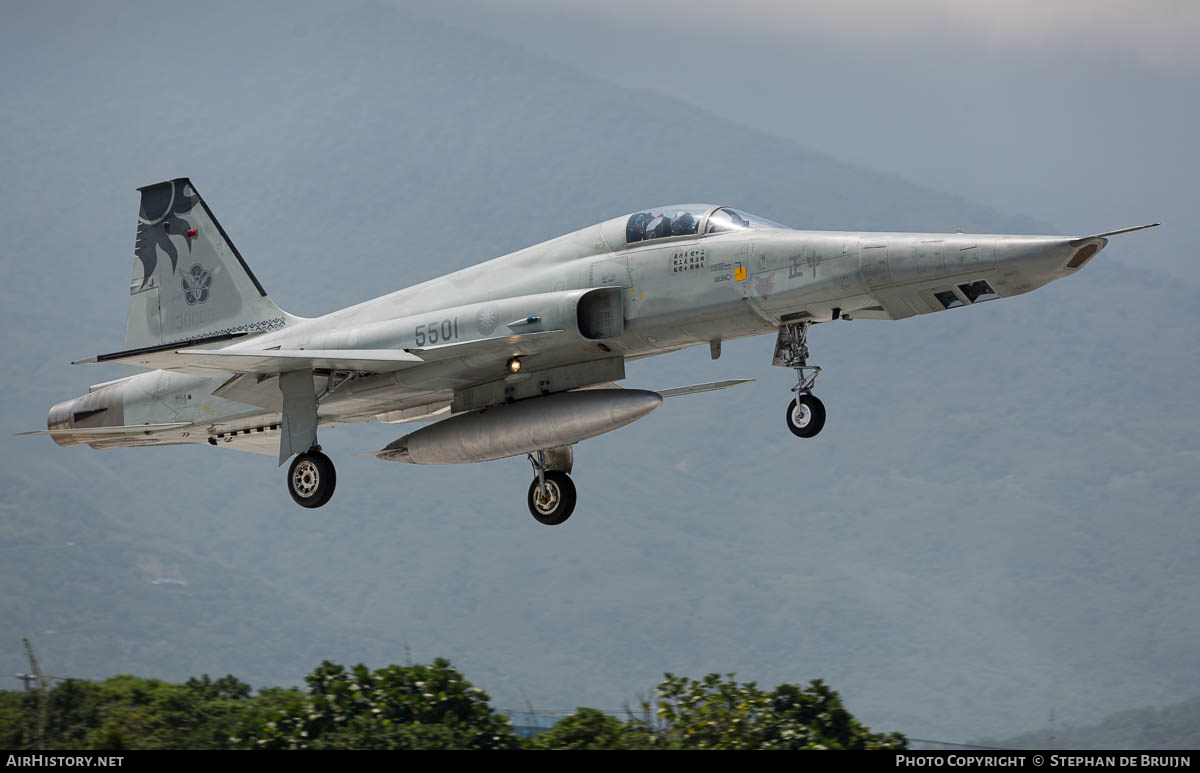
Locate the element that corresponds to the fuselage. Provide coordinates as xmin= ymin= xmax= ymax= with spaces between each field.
xmin=49 ymin=204 xmax=1106 ymax=450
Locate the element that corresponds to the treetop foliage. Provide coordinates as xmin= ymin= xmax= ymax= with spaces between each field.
xmin=0 ymin=659 xmax=901 ymax=750
xmin=652 ymin=673 xmax=906 ymax=750
xmin=252 ymin=658 xmax=519 ymax=750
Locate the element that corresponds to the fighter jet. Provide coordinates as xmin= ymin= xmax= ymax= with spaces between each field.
xmin=27 ymin=179 xmax=1157 ymax=523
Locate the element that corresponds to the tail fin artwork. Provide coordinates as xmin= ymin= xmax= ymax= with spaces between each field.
xmin=125 ymin=178 xmax=293 ymax=351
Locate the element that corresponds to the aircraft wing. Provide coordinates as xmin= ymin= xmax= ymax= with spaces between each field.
xmin=75 ymin=344 xmax=424 ymax=375
xmin=574 ymin=379 xmax=755 ymax=397
xmin=74 ymin=329 xmax=567 ymax=376
xmin=174 ymin=349 xmax=424 ymax=374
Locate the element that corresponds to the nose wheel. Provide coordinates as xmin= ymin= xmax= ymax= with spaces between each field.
xmin=774 ymin=320 xmax=826 ymax=439
xmin=287 ymin=449 xmax=337 ymax=508
xmin=786 ymin=394 xmax=826 ymax=438
xmin=527 ymin=450 xmax=576 ymax=525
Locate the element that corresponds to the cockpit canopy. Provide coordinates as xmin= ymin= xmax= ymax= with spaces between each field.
xmin=624 ymin=205 xmax=788 ymax=245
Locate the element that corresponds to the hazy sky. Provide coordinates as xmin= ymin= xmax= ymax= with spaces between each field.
xmin=423 ymin=0 xmax=1197 ymax=280
xmin=497 ymin=0 xmax=1200 ymax=68
xmin=2 ymin=1 xmax=1197 ymax=742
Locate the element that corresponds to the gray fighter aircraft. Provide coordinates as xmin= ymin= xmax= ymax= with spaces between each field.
xmin=28 ymin=179 xmax=1157 ymax=523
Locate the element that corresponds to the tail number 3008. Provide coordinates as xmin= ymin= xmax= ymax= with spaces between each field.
xmin=414 ymin=318 xmax=459 ymax=347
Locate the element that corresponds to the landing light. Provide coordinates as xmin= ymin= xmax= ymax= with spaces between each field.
xmin=507 ymin=357 xmax=522 ymax=374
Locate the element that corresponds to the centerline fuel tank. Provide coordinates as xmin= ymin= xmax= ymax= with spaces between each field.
xmin=376 ymin=389 xmax=662 ymax=464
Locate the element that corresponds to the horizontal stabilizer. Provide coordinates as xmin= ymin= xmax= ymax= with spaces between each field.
xmin=656 ymin=379 xmax=755 ymax=398
xmin=74 ymin=331 xmax=259 ymax=365
xmin=76 ymin=346 xmax=423 ymax=375
xmin=18 ymin=422 xmax=192 ymax=437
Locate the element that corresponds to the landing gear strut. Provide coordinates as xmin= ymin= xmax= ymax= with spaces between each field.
xmin=288 ymin=447 xmax=337 ymax=508
xmin=527 ymin=450 xmax=576 ymax=525
xmin=775 ymin=321 xmax=826 ymax=438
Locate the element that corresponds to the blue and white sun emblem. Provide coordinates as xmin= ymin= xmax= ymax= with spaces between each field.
xmin=477 ymin=303 xmax=499 ymax=335
xmin=182 ymin=264 xmax=212 ymax=305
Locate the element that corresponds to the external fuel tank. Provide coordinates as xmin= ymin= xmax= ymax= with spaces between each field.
xmin=376 ymin=389 xmax=662 ymax=464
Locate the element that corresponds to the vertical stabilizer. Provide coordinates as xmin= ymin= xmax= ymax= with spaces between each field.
xmin=125 ymin=178 xmax=292 ymax=350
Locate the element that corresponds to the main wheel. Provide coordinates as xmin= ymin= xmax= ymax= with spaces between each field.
xmin=786 ymin=394 xmax=826 ymax=438
xmin=527 ymin=470 xmax=577 ymax=526
xmin=288 ymin=451 xmax=337 ymax=508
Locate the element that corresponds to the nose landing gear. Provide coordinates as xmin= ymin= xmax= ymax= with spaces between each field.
xmin=774 ymin=321 xmax=826 ymax=438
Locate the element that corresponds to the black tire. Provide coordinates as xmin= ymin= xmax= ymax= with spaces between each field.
xmin=786 ymin=394 xmax=826 ymax=438
xmin=288 ymin=451 xmax=336 ymax=508
xmin=314 ymin=454 xmax=336 ymax=507
xmin=527 ymin=470 xmax=577 ymax=525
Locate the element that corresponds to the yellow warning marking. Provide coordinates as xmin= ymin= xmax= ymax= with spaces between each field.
xmin=639 ymin=292 xmax=644 ymax=299
xmin=734 ymin=266 xmax=747 ymax=281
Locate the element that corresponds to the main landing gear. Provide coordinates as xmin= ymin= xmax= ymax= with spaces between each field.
xmin=527 ymin=448 xmax=576 ymax=525
xmin=288 ymin=447 xmax=337 ymax=508
xmin=775 ymin=321 xmax=826 ymax=438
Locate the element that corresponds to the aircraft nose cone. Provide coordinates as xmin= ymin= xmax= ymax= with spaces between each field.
xmin=996 ymin=235 xmax=1107 ymax=292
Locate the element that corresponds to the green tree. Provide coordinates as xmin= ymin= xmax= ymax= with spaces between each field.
xmin=0 ymin=674 xmax=277 ymax=750
xmin=651 ymin=673 xmax=907 ymax=750
xmin=247 ymin=658 xmax=521 ymax=750
xmin=2 ymin=666 xmax=905 ymax=750
xmin=525 ymin=707 xmax=656 ymax=750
